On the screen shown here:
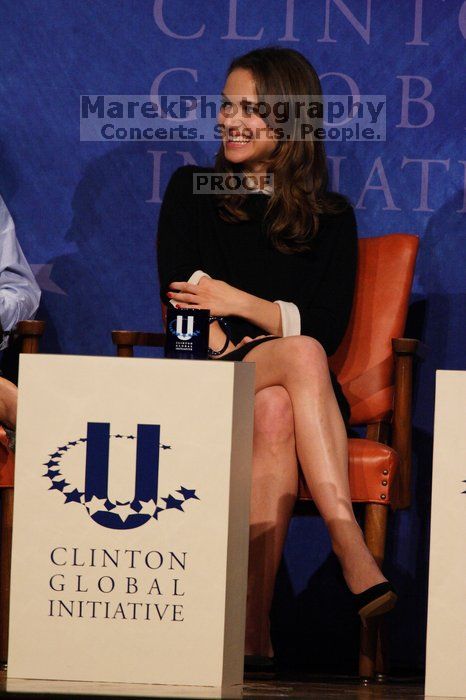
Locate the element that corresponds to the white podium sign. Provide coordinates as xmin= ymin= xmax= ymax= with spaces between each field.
xmin=7 ymin=355 xmax=255 ymax=689
xmin=425 ymin=370 xmax=466 ymax=699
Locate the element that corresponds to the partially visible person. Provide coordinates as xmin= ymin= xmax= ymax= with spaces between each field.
xmin=0 ymin=194 xmax=41 ymax=438
xmin=0 ymin=193 xmax=41 ymax=351
xmin=0 ymin=376 xmax=18 ymax=429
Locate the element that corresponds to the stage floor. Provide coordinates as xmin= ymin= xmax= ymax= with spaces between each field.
xmin=0 ymin=669 xmax=430 ymax=699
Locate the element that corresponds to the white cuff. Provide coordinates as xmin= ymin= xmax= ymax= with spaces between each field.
xmin=168 ymin=269 xmax=211 ymax=306
xmin=274 ymin=300 xmax=301 ymax=336
xmin=187 ymin=269 xmax=211 ymax=285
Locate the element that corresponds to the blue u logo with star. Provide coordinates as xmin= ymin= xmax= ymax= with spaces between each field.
xmin=43 ymin=422 xmax=199 ymax=530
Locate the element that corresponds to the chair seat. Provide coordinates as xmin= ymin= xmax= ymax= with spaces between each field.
xmin=0 ymin=427 xmax=14 ymax=488
xmin=298 ymin=438 xmax=399 ymax=505
xmin=0 ymin=434 xmax=400 ymax=501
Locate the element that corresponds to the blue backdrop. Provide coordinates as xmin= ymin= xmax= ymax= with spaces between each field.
xmin=1 ymin=0 xmax=464 ymax=673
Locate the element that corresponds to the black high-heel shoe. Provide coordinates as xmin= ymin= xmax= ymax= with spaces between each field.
xmin=352 ymin=581 xmax=398 ymax=626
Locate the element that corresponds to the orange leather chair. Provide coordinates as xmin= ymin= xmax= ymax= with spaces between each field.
xmin=0 ymin=320 xmax=45 ymax=665
xmin=111 ymin=233 xmax=420 ymax=681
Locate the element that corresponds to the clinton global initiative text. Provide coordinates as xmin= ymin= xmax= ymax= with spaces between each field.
xmin=50 ymin=547 xmax=187 ymax=570
xmin=48 ymin=600 xmax=184 ymax=621
xmin=48 ymin=547 xmax=187 ymax=621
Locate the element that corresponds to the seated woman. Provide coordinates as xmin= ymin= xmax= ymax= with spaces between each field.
xmin=157 ymin=46 xmax=396 ymax=666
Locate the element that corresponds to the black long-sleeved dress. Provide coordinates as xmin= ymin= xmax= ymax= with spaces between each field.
xmin=157 ymin=165 xmax=358 ymax=426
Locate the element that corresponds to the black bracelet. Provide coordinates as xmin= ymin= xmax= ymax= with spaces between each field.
xmin=208 ymin=316 xmax=231 ymax=356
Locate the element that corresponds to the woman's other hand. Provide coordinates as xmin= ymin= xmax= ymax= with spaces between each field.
xmin=210 ymin=334 xmax=271 ymax=360
xmin=235 ymin=334 xmax=270 ymax=349
xmin=167 ymin=277 xmax=245 ymax=317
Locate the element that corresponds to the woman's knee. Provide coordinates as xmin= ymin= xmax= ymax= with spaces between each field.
xmin=253 ymin=386 xmax=294 ymax=446
xmin=278 ymin=335 xmax=329 ymax=379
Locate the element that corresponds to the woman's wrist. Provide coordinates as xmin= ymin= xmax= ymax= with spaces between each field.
xmin=235 ymin=289 xmax=254 ymax=319
xmin=234 ymin=291 xmax=282 ymax=336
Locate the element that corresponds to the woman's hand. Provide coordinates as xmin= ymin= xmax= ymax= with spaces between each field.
xmin=235 ymin=334 xmax=270 ymax=349
xmin=167 ymin=277 xmax=246 ymax=317
xmin=210 ymin=334 xmax=271 ymax=360
xmin=0 ymin=377 xmax=18 ymax=430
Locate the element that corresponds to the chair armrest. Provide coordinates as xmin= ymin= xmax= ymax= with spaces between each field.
xmin=392 ymin=337 xmax=429 ymax=358
xmin=390 ymin=336 xmax=420 ymax=510
xmin=13 ymin=320 xmax=46 ymax=354
xmin=111 ymin=330 xmax=166 ymax=357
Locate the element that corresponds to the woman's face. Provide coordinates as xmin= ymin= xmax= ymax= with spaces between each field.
xmin=218 ymin=68 xmax=277 ymax=173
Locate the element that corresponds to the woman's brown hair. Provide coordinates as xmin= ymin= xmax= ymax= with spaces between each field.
xmin=214 ymin=46 xmax=350 ymax=254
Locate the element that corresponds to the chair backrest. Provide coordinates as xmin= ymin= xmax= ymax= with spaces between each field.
xmin=329 ymin=233 xmax=419 ymax=425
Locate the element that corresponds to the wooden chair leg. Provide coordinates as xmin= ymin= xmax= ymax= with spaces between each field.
xmin=358 ymin=502 xmax=389 ymax=680
xmin=0 ymin=488 xmax=14 ymax=666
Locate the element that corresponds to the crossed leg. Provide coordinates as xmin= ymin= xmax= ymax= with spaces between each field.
xmin=243 ymin=335 xmax=387 ymax=657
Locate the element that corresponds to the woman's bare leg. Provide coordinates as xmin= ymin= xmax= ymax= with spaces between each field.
xmin=242 ymin=336 xmax=387 ymax=595
xmin=245 ymin=386 xmax=298 ymax=658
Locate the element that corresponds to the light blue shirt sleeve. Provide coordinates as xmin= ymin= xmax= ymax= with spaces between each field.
xmin=0 ymin=195 xmax=41 ymax=348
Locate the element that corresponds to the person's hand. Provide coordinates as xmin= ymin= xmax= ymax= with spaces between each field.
xmin=167 ymin=277 xmax=246 ymax=317
xmin=209 ymin=334 xmax=271 ymax=360
xmin=235 ymin=334 xmax=270 ymax=349
xmin=0 ymin=377 xmax=18 ymax=430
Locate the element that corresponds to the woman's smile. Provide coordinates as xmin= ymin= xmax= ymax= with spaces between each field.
xmin=225 ymin=129 xmax=254 ymax=149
